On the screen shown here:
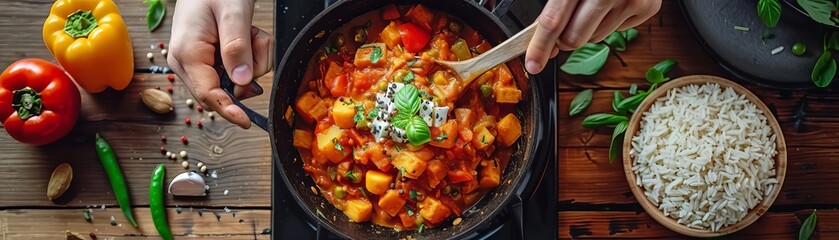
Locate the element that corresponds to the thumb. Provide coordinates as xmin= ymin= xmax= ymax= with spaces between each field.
xmin=215 ymin=0 xmax=255 ymax=86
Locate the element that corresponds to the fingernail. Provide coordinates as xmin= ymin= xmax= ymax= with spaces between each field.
xmin=250 ymin=81 xmax=264 ymax=95
xmin=526 ymin=60 xmax=541 ymax=74
xmin=231 ymin=64 xmax=252 ymax=85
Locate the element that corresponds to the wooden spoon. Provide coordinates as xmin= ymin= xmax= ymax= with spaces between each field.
xmin=436 ymin=22 xmax=537 ymax=87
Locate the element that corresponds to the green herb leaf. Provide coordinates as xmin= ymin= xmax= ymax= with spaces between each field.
xmin=612 ymin=91 xmax=625 ymax=114
xmin=324 ymin=46 xmax=338 ymax=53
xmin=812 ymin=50 xmax=836 ymax=88
xmin=367 ymin=108 xmax=380 ymax=120
xmin=434 ymin=132 xmax=448 ymax=142
xmin=629 ymin=84 xmax=638 ymax=95
xmin=418 ymin=223 xmax=425 ymax=233
xmin=405 ymin=206 xmax=415 ymax=216
xmin=569 ymin=89 xmax=593 ymax=116
xmin=316 ymin=209 xmax=326 ymax=219
xmin=616 ymin=92 xmax=650 ymax=113
xmin=581 ymin=113 xmax=629 ymax=128
xmin=406 ymin=116 xmax=431 ymax=146
xmin=353 ymin=105 xmax=365 ymax=123
xmin=404 ymin=71 xmax=415 ymax=83
xmin=409 ymin=190 xmax=418 ymax=199
xmin=603 ymin=31 xmax=627 ymax=51
xmin=407 ymin=59 xmax=418 ymax=67
xmin=797 ymin=0 xmax=837 ymax=26
xmin=757 ymin=0 xmax=782 ymax=28
xmin=395 ymin=84 xmax=421 ymax=114
xmin=609 ymin=121 xmax=629 ymax=163
xmin=621 ymin=28 xmax=639 ymax=42
xmin=370 ymin=47 xmax=383 ymax=64
xmin=646 ymin=59 xmax=677 ymax=83
xmin=335 ymin=142 xmax=344 ymax=151
xmin=827 ymin=32 xmax=839 ymax=51
xmin=799 ymin=210 xmax=817 ymax=240
xmin=419 ymin=90 xmax=431 ymax=99
xmin=560 ymin=43 xmax=610 ymax=75
xmin=395 ymin=144 xmax=402 ymax=152
xmin=144 ymin=0 xmax=166 ymax=31
xmin=391 ymin=112 xmax=412 ymax=129
xmin=344 ymin=171 xmax=356 ymax=181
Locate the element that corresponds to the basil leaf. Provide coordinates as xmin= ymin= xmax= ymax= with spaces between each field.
xmin=560 ymin=43 xmax=610 ymax=75
xmin=812 ymin=50 xmax=836 ymax=88
xmin=621 ymin=28 xmax=639 ymax=42
xmin=646 ymin=59 xmax=676 ymax=84
xmin=799 ymin=210 xmax=817 ymax=240
xmin=609 ymin=121 xmax=629 ymax=163
xmin=395 ymin=84 xmax=421 ymax=114
xmin=370 ymin=47 xmax=383 ymax=64
xmin=617 ymin=92 xmax=650 ymax=113
xmin=581 ymin=113 xmax=628 ymax=128
xmin=612 ymin=91 xmax=625 ymax=113
xmin=757 ymin=0 xmax=782 ymax=28
xmin=145 ymin=0 xmax=166 ymax=31
xmin=406 ymin=116 xmax=431 ymax=146
xmin=404 ymin=71 xmax=415 ymax=83
xmin=353 ymin=105 xmax=365 ymax=123
xmin=391 ymin=112 xmax=412 ymax=129
xmin=603 ymin=31 xmax=627 ymax=51
xmin=629 ymin=84 xmax=638 ymax=95
xmin=797 ymin=0 xmax=836 ymax=26
xmin=827 ymin=32 xmax=839 ymax=51
xmin=569 ymin=89 xmax=593 ymax=116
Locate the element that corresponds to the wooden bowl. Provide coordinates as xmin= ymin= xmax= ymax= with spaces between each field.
xmin=622 ymin=75 xmax=787 ymax=237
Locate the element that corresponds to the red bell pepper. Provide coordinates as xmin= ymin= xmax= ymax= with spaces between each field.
xmin=398 ymin=22 xmax=431 ymax=53
xmin=382 ymin=4 xmax=400 ymax=20
xmin=0 ymin=58 xmax=81 ymax=145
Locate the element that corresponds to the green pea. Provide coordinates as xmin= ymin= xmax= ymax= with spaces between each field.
xmin=792 ymin=43 xmax=806 ymax=56
xmin=448 ymin=21 xmax=462 ymax=33
xmin=333 ymin=186 xmax=346 ymax=199
xmin=480 ymin=84 xmax=493 ymax=98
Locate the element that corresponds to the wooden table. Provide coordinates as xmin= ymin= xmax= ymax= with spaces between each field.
xmin=0 ymin=1 xmax=836 ymax=239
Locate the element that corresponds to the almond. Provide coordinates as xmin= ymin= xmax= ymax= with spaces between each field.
xmin=139 ymin=88 xmax=174 ymax=114
xmin=47 ymin=163 xmax=73 ymax=201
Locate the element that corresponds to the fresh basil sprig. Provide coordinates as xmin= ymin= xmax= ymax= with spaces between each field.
xmin=812 ymin=50 xmax=836 ymax=87
xmin=143 ymin=0 xmax=166 ymax=31
xmin=560 ymin=43 xmax=610 ymax=75
xmin=569 ymin=89 xmax=593 ymax=116
xmin=370 ymin=47 xmax=383 ymax=64
xmin=797 ymin=0 xmax=836 ymax=26
xmin=406 ymin=116 xmax=431 ymax=145
xmin=612 ymin=91 xmax=625 ymax=114
xmin=646 ymin=59 xmax=677 ymax=83
xmin=757 ymin=0 xmax=781 ymax=28
xmin=581 ymin=113 xmax=628 ymax=128
xmin=799 ymin=210 xmax=817 ymax=240
xmin=603 ymin=32 xmax=627 ymax=52
xmin=391 ymin=112 xmax=412 ymax=129
xmin=609 ymin=121 xmax=629 ymax=163
xmin=395 ymin=85 xmax=421 ymax=114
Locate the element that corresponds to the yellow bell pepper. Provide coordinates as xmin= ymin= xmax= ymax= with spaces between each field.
xmin=43 ymin=0 xmax=133 ymax=93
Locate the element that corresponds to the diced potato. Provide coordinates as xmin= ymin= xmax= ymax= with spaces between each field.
xmin=343 ymin=198 xmax=373 ymax=222
xmin=429 ymin=120 xmax=457 ymax=149
xmin=406 ymin=4 xmax=435 ymax=31
xmin=472 ymin=115 xmax=496 ymax=133
xmin=365 ymin=170 xmax=393 ymax=195
xmin=380 ymin=22 xmax=402 ymax=49
xmin=497 ymin=113 xmax=522 ymax=147
xmin=495 ymin=87 xmax=522 ymax=103
xmin=479 ymin=159 xmax=501 ymax=189
xmin=461 ymin=177 xmax=479 ymax=194
xmin=354 ymin=43 xmax=388 ymax=68
xmin=495 ymin=64 xmax=513 ymax=85
xmin=454 ymin=108 xmax=475 ymax=129
xmin=398 ymin=212 xmax=417 ymax=228
xmin=308 ymin=99 xmax=331 ymax=122
xmin=295 ymin=91 xmax=322 ymax=123
xmin=471 ymin=127 xmax=495 ymax=150
xmin=474 ymin=69 xmax=495 ymax=86
xmin=332 ymin=98 xmax=357 ymax=129
xmin=324 ymin=61 xmax=343 ymax=83
xmin=426 ymin=160 xmax=447 ymax=188
xmin=316 ymin=126 xmax=350 ymax=163
xmin=293 ymin=129 xmax=313 ymax=149
xmin=418 ymin=196 xmax=450 ymax=224
xmin=392 ymin=152 xmax=427 ymax=179
xmin=366 ymin=143 xmax=392 ymax=171
xmin=378 ymin=189 xmax=407 ymax=217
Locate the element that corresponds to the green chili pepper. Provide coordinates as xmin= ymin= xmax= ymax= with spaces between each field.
xmin=149 ymin=164 xmax=173 ymax=240
xmin=94 ymin=134 xmax=137 ymax=227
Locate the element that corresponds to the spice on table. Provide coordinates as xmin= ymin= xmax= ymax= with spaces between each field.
xmin=109 ymin=216 xmax=117 ymax=226
xmin=160 ymin=146 xmax=166 ymax=154
xmin=146 ymin=52 xmax=154 ymax=60
xmin=197 ymin=120 xmax=203 ymax=128
xmin=185 ymin=99 xmax=194 ymax=107
xmin=181 ymin=161 xmax=189 ymax=169
xmin=179 ymin=151 xmax=188 ymax=159
xmin=89 ymin=232 xmax=97 ymax=239
xmin=43 ymin=0 xmax=133 ymax=93
xmin=161 ymin=49 xmax=168 ymax=56
xmin=149 ymin=164 xmax=174 ymax=240
xmin=200 ymin=165 xmax=207 ymax=173
xmin=184 ymin=117 xmax=191 ymax=125
xmin=196 ymin=162 xmax=203 ymax=168
xmin=47 ymin=163 xmax=73 ymax=201
xmin=168 ymin=171 xmax=208 ymax=197
xmin=139 ymin=88 xmax=174 ymax=114
xmin=196 ymin=105 xmax=203 ymax=112
xmin=95 ymin=134 xmax=138 ymax=227
xmin=160 ymin=135 xmax=167 ymax=142
xmin=167 ymin=74 xmax=175 ymax=82
xmin=208 ymin=112 xmax=215 ymax=119
xmin=166 ymin=86 xmax=173 ymax=93
xmin=181 ymin=136 xmax=188 ymax=144
xmin=158 ymin=41 xmax=166 ymax=49
xmin=83 ymin=210 xmax=91 ymax=222
xmin=224 ymin=189 xmax=230 ymax=196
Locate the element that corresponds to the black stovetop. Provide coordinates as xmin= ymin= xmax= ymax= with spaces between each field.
xmin=270 ymin=0 xmax=556 ymax=239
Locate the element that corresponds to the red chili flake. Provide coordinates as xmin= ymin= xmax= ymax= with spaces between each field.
xmin=166 ymin=86 xmax=173 ymax=93
xmin=89 ymin=232 xmax=98 ymax=239
xmin=184 ymin=117 xmax=191 ymax=125
xmin=167 ymin=74 xmax=175 ymax=82
xmin=196 ymin=105 xmax=203 ymax=112
xmin=158 ymin=41 xmax=166 ymax=48
xmin=181 ymin=136 xmax=188 ymax=144
xmin=197 ymin=121 xmax=203 ymax=128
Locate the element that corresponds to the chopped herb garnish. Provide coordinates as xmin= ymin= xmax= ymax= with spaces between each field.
xmin=353 ymin=105 xmax=365 ymax=123
xmin=83 ymin=211 xmax=91 ymax=221
xmin=367 ymin=108 xmax=380 ymax=120
xmin=434 ymin=133 xmax=448 ymax=142
xmin=395 ymin=145 xmax=402 ymax=152
xmin=405 ymin=206 xmax=415 ymax=216
xmin=470 ymin=47 xmax=482 ymax=54
xmin=399 ymin=167 xmax=406 ymax=177
xmin=360 ymin=188 xmax=368 ymax=198
xmin=481 ymin=135 xmax=487 ymax=144
xmin=324 ymin=46 xmax=338 ymax=53
xmin=409 ymin=190 xmax=417 ymax=199
xmin=733 ymin=25 xmax=750 ymax=31
xmin=361 ymin=145 xmax=368 ymax=151
xmin=418 ymin=223 xmax=425 ymax=233
xmin=344 ymin=171 xmax=356 ymax=181
xmin=419 ymin=90 xmax=431 ymax=99
xmin=403 ymin=71 xmax=415 ymax=83
xmin=407 ymin=59 xmax=418 ymax=67
xmin=316 ymin=209 xmax=326 ymax=219
xmin=335 ymin=142 xmax=344 ymax=151
xmin=370 ymin=47 xmax=383 ymax=64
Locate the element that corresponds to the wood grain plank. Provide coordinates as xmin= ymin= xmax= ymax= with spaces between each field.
xmin=558 ymin=210 xmax=831 ymax=239
xmin=0 ymin=208 xmax=270 ymax=239
xmin=558 ymin=88 xmax=839 ymax=148
xmin=0 ymin=0 xmax=274 ymax=71
xmin=559 ymin=147 xmax=839 ymax=205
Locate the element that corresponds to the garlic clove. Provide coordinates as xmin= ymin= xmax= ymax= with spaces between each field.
xmin=168 ymin=171 xmax=208 ymax=197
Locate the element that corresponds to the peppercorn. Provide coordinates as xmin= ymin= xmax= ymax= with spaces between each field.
xmin=197 ymin=121 xmax=203 ymax=128
xmin=167 ymin=74 xmax=175 ymax=82
xmin=196 ymin=105 xmax=204 ymax=112
xmin=166 ymin=86 xmax=173 ymax=93
xmin=184 ymin=117 xmax=191 ymax=125
xmin=158 ymin=42 xmax=166 ymax=49
xmin=180 ymin=136 xmax=188 ymax=144
xmin=89 ymin=232 xmax=97 ymax=239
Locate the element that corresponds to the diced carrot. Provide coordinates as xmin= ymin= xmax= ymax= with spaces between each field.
xmin=425 ymin=160 xmax=447 ymax=188
xmin=496 ymin=113 xmax=522 ymax=147
xmin=495 ymin=64 xmax=513 ymax=85
xmin=293 ymin=129 xmax=314 ymax=149
xmin=295 ymin=91 xmax=322 ymax=123
xmin=382 ymin=4 xmax=401 ymax=20
xmin=495 ymin=87 xmax=522 ymax=103
xmin=354 ymin=43 xmax=388 ymax=68
xmin=398 ymin=212 xmax=417 ymax=228
xmin=378 ymin=190 xmax=406 ymax=217
xmin=405 ymin=4 xmax=435 ymax=31
xmin=454 ymin=108 xmax=475 ymax=129
xmin=418 ymin=196 xmax=451 ymax=224
xmin=429 ymin=120 xmax=457 ymax=149
xmin=380 ymin=22 xmax=402 ymax=49
xmin=447 ymin=170 xmax=473 ymax=184
xmin=479 ymin=159 xmax=501 ymax=189
xmin=367 ymin=143 xmax=392 ymax=171
xmin=307 ymin=99 xmax=331 ymax=122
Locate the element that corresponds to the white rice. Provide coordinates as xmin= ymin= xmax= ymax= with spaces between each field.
xmin=630 ymin=83 xmax=777 ymax=232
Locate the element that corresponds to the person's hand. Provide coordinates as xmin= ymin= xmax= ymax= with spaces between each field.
xmin=525 ymin=0 xmax=661 ymax=74
xmin=168 ymin=0 xmax=274 ymax=129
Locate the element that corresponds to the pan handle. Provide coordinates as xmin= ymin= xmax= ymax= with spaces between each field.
xmin=219 ymin=72 xmax=270 ymax=131
xmin=491 ymin=0 xmax=516 ymax=18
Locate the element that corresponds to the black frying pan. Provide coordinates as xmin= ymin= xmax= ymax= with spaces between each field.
xmin=221 ymin=0 xmax=542 ymax=238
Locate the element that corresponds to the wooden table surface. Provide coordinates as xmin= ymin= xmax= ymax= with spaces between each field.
xmin=1 ymin=0 xmax=837 ymax=239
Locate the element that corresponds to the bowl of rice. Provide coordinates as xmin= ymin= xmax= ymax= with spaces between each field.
xmin=623 ymin=75 xmax=787 ymax=237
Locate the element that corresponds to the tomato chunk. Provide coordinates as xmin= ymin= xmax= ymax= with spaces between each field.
xmin=398 ymin=22 xmax=431 ymax=53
